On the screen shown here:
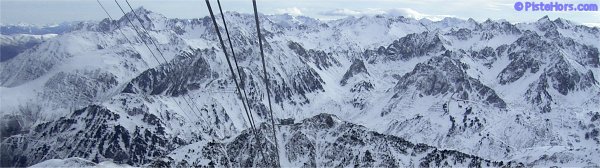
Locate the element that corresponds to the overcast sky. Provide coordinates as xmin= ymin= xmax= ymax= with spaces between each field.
xmin=1 ymin=0 xmax=599 ymax=27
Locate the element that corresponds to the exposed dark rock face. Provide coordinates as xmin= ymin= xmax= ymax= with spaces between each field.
xmin=525 ymin=57 xmax=598 ymax=113
xmin=363 ymin=31 xmax=446 ymax=63
xmin=498 ymin=31 xmax=548 ymax=85
xmin=394 ymin=52 xmax=506 ymax=108
xmin=445 ymin=28 xmax=473 ymax=41
xmin=151 ymin=113 xmax=522 ymax=167
xmin=350 ymin=81 xmax=374 ymax=93
xmin=560 ymin=41 xmax=599 ymax=68
xmin=288 ymin=41 xmax=340 ymax=70
xmin=470 ymin=46 xmax=498 ymax=67
xmin=526 ymin=74 xmax=553 ymax=113
xmin=498 ymin=29 xmax=598 ymax=89
xmin=43 ymin=70 xmax=118 ymax=107
xmin=544 ymin=58 xmax=597 ymax=95
xmin=269 ymin=66 xmax=325 ymax=105
xmin=476 ymin=19 xmax=522 ymax=38
xmin=340 ymin=59 xmax=373 ymax=110
xmin=493 ymin=26 xmax=599 ymax=112
xmin=0 ymin=105 xmax=185 ymax=167
xmin=542 ymin=22 xmax=599 ymax=68
xmin=289 ymin=68 xmax=325 ymax=103
xmin=340 ymin=59 xmax=369 ymax=86
xmin=122 ymin=49 xmax=212 ymax=96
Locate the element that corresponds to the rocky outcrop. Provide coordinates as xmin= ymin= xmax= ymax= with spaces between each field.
xmin=0 ymin=105 xmax=187 ymax=167
xmin=340 ymin=59 xmax=369 ymax=86
xmin=152 ymin=113 xmax=522 ymax=167
xmin=363 ymin=31 xmax=446 ymax=63
xmin=288 ymin=41 xmax=340 ymax=70
xmin=394 ymin=52 xmax=506 ymax=108
xmin=122 ymin=49 xmax=212 ymax=96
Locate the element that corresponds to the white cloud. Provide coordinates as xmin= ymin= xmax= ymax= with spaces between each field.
xmin=583 ymin=22 xmax=600 ymax=28
xmin=274 ymin=7 xmax=303 ymax=15
xmin=319 ymin=8 xmax=453 ymax=21
xmin=319 ymin=8 xmax=363 ymax=16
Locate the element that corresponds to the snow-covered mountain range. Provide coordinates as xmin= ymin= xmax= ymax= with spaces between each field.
xmin=0 ymin=34 xmax=58 ymax=62
xmin=0 ymin=22 xmax=76 ymax=35
xmin=1 ymin=7 xmax=599 ymax=167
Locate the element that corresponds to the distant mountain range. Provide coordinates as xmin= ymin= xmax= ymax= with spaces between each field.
xmin=0 ymin=22 xmax=77 ymax=35
xmin=0 ymin=22 xmax=79 ymax=62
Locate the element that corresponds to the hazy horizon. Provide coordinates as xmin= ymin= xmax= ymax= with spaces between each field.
xmin=1 ymin=0 xmax=599 ymax=27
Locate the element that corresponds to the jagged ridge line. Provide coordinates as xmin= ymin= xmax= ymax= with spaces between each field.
xmin=215 ymin=0 xmax=272 ymax=165
xmin=96 ymin=0 xmax=197 ymax=123
xmin=123 ymin=0 xmax=209 ymax=125
xmin=215 ymin=0 xmax=258 ymax=135
xmin=119 ymin=0 xmax=206 ymax=123
xmin=206 ymin=0 xmax=272 ymax=165
xmin=252 ymin=0 xmax=281 ymax=167
xmin=113 ymin=0 xmax=201 ymax=123
xmin=204 ymin=0 xmax=260 ymax=138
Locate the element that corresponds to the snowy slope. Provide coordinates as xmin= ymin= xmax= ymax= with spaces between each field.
xmin=1 ymin=8 xmax=599 ymax=167
xmin=30 ymin=157 xmax=132 ymax=168
xmin=0 ymin=34 xmax=57 ymax=62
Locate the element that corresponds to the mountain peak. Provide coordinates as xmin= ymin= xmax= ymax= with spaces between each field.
xmin=534 ymin=15 xmax=558 ymax=31
xmin=538 ymin=15 xmax=551 ymax=22
xmin=119 ymin=6 xmax=163 ymax=20
xmin=133 ymin=6 xmax=152 ymax=15
xmin=115 ymin=6 xmax=167 ymax=30
xmin=467 ymin=18 xmax=477 ymax=23
xmin=552 ymin=17 xmax=574 ymax=28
